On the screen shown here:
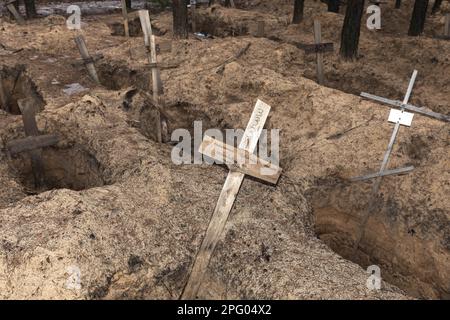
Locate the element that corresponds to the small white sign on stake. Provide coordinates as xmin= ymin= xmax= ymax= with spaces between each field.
xmin=388 ymin=109 xmax=414 ymax=126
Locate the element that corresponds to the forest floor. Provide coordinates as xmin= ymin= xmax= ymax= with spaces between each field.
xmin=0 ymin=0 xmax=448 ymax=299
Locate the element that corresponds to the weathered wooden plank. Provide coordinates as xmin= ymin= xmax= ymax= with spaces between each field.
xmin=360 ymin=92 xmax=450 ymax=122
xmin=301 ymin=42 xmax=334 ymax=54
xmin=71 ymin=53 xmax=104 ymax=67
xmin=74 ymin=36 xmax=100 ymax=84
xmin=256 ymin=20 xmax=265 ymax=38
xmin=7 ymin=134 xmax=59 ymax=155
xmin=350 ymin=165 xmax=414 ymax=182
xmin=6 ymin=3 xmax=25 ymax=25
xmin=181 ymin=99 xmax=271 ymax=299
xmin=121 ymin=0 xmax=130 ymax=37
xmin=445 ymin=13 xmax=450 ymax=37
xmin=199 ymin=135 xmax=282 ymax=184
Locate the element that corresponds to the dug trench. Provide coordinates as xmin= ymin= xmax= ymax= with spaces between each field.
xmin=305 ymin=134 xmax=449 ymax=299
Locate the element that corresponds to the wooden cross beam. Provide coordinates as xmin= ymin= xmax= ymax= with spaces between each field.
xmin=181 ymin=99 xmax=281 ymax=299
xmin=6 ymin=1 xmax=25 ymax=25
xmin=71 ymin=53 xmax=104 ymax=68
xmin=139 ymin=10 xmax=165 ymax=143
xmin=300 ymin=20 xmax=334 ymax=85
xmin=7 ymin=99 xmax=59 ymax=189
xmin=74 ymin=35 xmax=100 ymax=84
xmin=352 ymin=70 xmax=422 ymax=253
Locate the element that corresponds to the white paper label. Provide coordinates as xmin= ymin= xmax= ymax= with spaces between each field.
xmin=388 ymin=109 xmax=414 ymax=126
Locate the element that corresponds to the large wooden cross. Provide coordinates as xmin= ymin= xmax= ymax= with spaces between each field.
xmin=299 ymin=20 xmax=334 ymax=85
xmin=352 ymin=70 xmax=448 ymax=252
xmin=6 ymin=98 xmax=58 ymax=190
xmin=139 ymin=10 xmax=165 ymax=143
xmin=181 ymin=99 xmax=282 ymax=299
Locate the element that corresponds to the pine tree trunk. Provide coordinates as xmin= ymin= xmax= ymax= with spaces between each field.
xmin=126 ymin=0 xmax=132 ymax=9
xmin=24 ymin=0 xmax=37 ymax=18
xmin=431 ymin=0 xmax=443 ymax=14
xmin=292 ymin=0 xmax=305 ymax=24
xmin=327 ymin=0 xmax=340 ymax=13
xmin=408 ymin=0 xmax=429 ymax=36
xmin=173 ymin=0 xmax=189 ymax=39
xmin=395 ymin=0 xmax=401 ymax=8
xmin=340 ymin=0 xmax=365 ymax=60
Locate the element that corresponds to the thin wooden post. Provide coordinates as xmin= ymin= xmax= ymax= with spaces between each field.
xmin=0 ymin=77 xmax=9 ymax=113
xmin=6 ymin=2 xmax=25 ymax=25
xmin=314 ymin=20 xmax=324 ymax=85
xmin=74 ymin=36 xmax=100 ymax=84
xmin=121 ymin=0 xmax=130 ymax=37
xmin=256 ymin=21 xmax=265 ymax=37
xmin=191 ymin=0 xmax=197 ymax=33
xmin=445 ymin=14 xmax=450 ymax=37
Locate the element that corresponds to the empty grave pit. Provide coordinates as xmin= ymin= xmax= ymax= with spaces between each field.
xmin=307 ymin=180 xmax=449 ymax=300
xmin=9 ymin=143 xmax=108 ymax=194
xmin=96 ymin=61 xmax=149 ymax=91
xmin=0 ymin=65 xmax=45 ymax=115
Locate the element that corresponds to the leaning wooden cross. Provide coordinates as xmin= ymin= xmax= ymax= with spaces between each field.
xmin=298 ymin=20 xmax=334 ymax=85
xmin=6 ymin=98 xmax=58 ymax=189
xmin=352 ymin=70 xmax=449 ymax=253
xmin=74 ymin=35 xmax=100 ymax=84
xmin=181 ymin=99 xmax=282 ymax=299
xmin=139 ymin=10 xmax=165 ymax=143
xmin=6 ymin=1 xmax=25 ymax=25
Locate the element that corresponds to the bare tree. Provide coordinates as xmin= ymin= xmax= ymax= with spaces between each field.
xmin=292 ymin=0 xmax=305 ymax=24
xmin=408 ymin=0 xmax=429 ymax=36
xmin=431 ymin=0 xmax=443 ymax=14
xmin=327 ymin=0 xmax=340 ymax=13
xmin=340 ymin=0 xmax=365 ymax=60
xmin=173 ymin=0 xmax=189 ymax=39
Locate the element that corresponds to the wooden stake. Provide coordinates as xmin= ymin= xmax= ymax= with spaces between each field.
xmin=139 ymin=10 xmax=164 ymax=143
xmin=74 ymin=36 xmax=100 ymax=84
xmin=314 ymin=20 xmax=324 ymax=85
xmin=6 ymin=3 xmax=25 ymax=25
xmin=256 ymin=21 xmax=265 ymax=37
xmin=181 ymin=100 xmax=273 ymax=299
xmin=445 ymin=14 xmax=450 ymax=37
xmin=0 ymin=77 xmax=9 ymax=113
xmin=121 ymin=0 xmax=130 ymax=37
xmin=7 ymin=134 xmax=59 ymax=155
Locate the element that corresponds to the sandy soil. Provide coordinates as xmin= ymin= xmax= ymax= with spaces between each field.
xmin=0 ymin=0 xmax=448 ymax=299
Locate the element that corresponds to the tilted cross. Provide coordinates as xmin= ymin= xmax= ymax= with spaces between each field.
xmin=181 ymin=100 xmax=282 ymax=299
xmin=298 ymin=20 xmax=334 ymax=85
xmin=6 ymin=1 xmax=25 ymax=25
xmin=6 ymin=98 xmax=58 ymax=190
xmin=352 ymin=70 xmax=449 ymax=252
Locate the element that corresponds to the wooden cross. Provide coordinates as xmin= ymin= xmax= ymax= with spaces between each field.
xmin=74 ymin=35 xmax=100 ymax=84
xmin=300 ymin=20 xmax=334 ymax=85
xmin=6 ymin=1 xmax=25 ymax=25
xmin=139 ymin=10 xmax=165 ymax=143
xmin=181 ymin=99 xmax=282 ymax=299
xmin=352 ymin=70 xmax=448 ymax=252
xmin=6 ymin=98 xmax=58 ymax=189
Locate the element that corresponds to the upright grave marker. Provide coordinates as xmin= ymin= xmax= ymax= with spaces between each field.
xmin=74 ymin=35 xmax=100 ymax=84
xmin=299 ymin=20 xmax=334 ymax=85
xmin=181 ymin=99 xmax=282 ymax=299
xmin=352 ymin=70 xmax=449 ymax=252
xmin=139 ymin=10 xmax=165 ymax=143
xmin=6 ymin=98 xmax=59 ymax=189
xmin=6 ymin=1 xmax=25 ymax=25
